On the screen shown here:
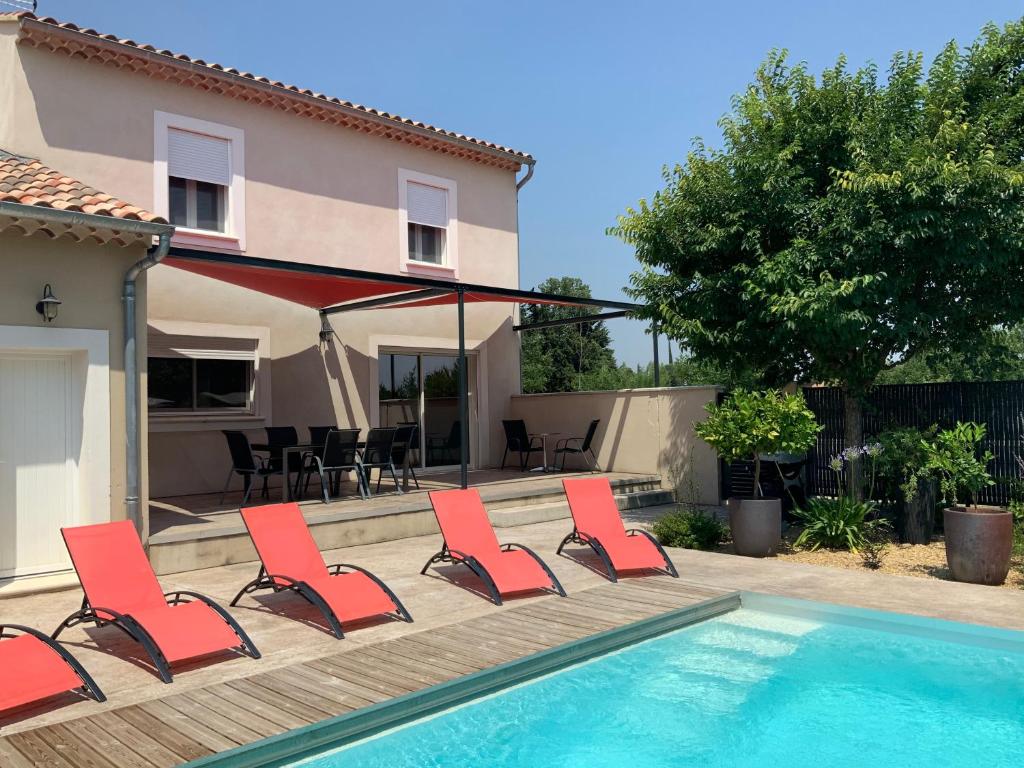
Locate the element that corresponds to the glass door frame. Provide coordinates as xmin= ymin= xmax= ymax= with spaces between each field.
xmin=378 ymin=349 xmax=478 ymax=472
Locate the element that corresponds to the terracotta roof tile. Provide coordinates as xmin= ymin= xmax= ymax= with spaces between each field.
xmin=6 ymin=12 xmax=533 ymax=169
xmin=0 ymin=149 xmax=167 ymax=224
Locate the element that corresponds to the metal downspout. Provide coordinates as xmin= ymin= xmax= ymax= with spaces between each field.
xmin=457 ymin=286 xmax=469 ymax=489
xmin=124 ymin=232 xmax=172 ymax=537
xmin=514 ymin=159 xmax=535 ymax=394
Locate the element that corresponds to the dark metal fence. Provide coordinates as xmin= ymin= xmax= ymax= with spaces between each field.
xmin=802 ymin=381 xmax=1024 ymax=505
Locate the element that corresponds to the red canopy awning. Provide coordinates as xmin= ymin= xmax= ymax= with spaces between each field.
xmin=164 ymin=255 xmax=421 ymax=309
xmin=163 ymin=250 xmax=637 ymax=314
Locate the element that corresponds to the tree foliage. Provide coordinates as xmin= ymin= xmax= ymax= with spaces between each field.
xmin=613 ymin=19 xmax=1024 ymax=399
xmin=520 ymin=276 xmax=618 ymax=393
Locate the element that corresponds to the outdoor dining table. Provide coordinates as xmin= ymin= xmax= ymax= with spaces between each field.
xmin=252 ymin=437 xmax=414 ymax=502
xmin=529 ymin=431 xmax=562 ymax=473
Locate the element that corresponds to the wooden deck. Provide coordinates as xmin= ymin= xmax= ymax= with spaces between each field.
xmin=0 ymin=578 xmax=728 ymax=767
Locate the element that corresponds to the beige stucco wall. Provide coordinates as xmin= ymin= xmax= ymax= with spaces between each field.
xmin=0 ymin=231 xmax=149 ymax=526
xmin=508 ymin=387 xmax=722 ymax=506
xmin=1 ymin=25 xmax=524 ymax=499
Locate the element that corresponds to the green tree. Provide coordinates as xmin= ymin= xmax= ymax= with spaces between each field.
xmin=613 ymin=20 xmax=1024 ymax=495
xmin=520 ymin=277 xmax=618 ymax=393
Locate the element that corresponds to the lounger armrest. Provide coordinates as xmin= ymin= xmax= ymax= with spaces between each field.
xmin=328 ymin=562 xmax=377 ymax=577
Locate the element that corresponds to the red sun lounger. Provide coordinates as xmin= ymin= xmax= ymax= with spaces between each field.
xmin=1 ymin=624 xmax=104 ymax=718
xmin=53 ymin=521 xmax=260 ymax=683
xmin=231 ymin=503 xmax=412 ymax=638
xmin=421 ymin=488 xmax=566 ymax=605
xmin=559 ymin=477 xmax=678 ymax=581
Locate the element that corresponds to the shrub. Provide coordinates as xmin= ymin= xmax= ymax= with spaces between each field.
xmin=923 ymin=422 xmax=995 ymax=508
xmin=695 ymin=389 xmax=820 ymax=498
xmin=653 ymin=508 xmax=727 ymax=550
xmin=792 ymin=497 xmax=889 ymax=552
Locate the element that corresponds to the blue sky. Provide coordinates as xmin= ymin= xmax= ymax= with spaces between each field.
xmin=35 ymin=0 xmax=1023 ymax=364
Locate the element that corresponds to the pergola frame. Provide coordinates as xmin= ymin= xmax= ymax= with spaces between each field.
xmin=163 ymin=247 xmax=654 ymax=489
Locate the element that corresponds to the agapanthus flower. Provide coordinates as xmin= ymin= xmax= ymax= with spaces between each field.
xmin=841 ymin=447 xmax=862 ymax=462
xmin=864 ymin=443 xmax=883 ymax=457
xmin=829 ymin=456 xmax=844 ymax=473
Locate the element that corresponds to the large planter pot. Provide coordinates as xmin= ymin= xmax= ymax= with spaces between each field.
xmin=943 ymin=506 xmax=1013 ymax=586
xmin=727 ymin=497 xmax=782 ymax=557
xmin=896 ymin=477 xmax=938 ymax=545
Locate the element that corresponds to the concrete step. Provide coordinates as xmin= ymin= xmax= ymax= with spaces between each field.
xmin=488 ymin=488 xmax=675 ymax=528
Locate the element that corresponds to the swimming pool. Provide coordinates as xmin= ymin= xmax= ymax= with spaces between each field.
xmin=292 ymin=595 xmax=1024 ymax=768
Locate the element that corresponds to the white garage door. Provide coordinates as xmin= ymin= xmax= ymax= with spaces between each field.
xmin=0 ymin=353 xmax=76 ymax=579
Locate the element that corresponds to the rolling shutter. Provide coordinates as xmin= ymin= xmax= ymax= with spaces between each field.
xmin=407 ymin=182 xmax=448 ymax=228
xmin=167 ymin=128 xmax=231 ymax=186
xmin=148 ymin=333 xmax=257 ymax=361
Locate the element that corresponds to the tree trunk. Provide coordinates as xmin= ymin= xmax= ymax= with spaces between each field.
xmin=897 ymin=477 xmax=937 ymax=544
xmin=842 ymin=387 xmax=864 ymax=501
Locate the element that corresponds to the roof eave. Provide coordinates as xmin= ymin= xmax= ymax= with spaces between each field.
xmin=17 ymin=16 xmax=534 ymax=171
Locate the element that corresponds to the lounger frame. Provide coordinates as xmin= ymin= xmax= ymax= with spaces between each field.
xmin=556 ymin=527 xmax=679 ymax=581
xmin=231 ymin=563 xmax=412 ymax=639
xmin=420 ymin=541 xmax=567 ymax=606
xmin=52 ymin=592 xmax=260 ymax=684
xmin=0 ymin=623 xmax=106 ymax=706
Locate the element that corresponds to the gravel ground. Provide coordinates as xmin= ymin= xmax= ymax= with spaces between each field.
xmin=716 ymin=530 xmax=1024 ymax=590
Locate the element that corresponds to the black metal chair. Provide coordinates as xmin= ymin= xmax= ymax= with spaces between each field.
xmin=427 ymin=420 xmax=461 ymax=465
xmin=391 ymin=423 xmax=420 ymax=490
xmin=554 ymin=419 xmax=602 ymax=471
xmin=263 ymin=425 xmax=301 ymax=470
xmin=221 ymin=430 xmax=277 ymax=507
xmin=308 ymin=425 xmax=337 ymax=448
xmin=501 ymin=419 xmax=543 ymax=471
xmin=301 ymin=428 xmax=366 ymax=502
xmin=360 ymin=427 xmax=401 ymax=495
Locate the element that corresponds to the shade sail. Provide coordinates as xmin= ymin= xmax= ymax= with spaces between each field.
xmin=164 ymin=255 xmax=423 ymax=309
xmin=163 ymin=250 xmax=638 ymax=313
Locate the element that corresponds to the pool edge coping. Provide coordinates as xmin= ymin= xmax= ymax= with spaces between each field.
xmin=182 ymin=591 xmax=742 ymax=768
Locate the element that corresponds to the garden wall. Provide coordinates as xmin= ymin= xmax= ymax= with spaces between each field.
xmin=508 ymin=386 xmax=722 ymax=506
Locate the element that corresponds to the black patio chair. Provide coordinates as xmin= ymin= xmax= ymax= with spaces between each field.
xmin=428 ymin=420 xmax=461 ymax=465
xmin=360 ymin=427 xmax=401 ymax=495
xmin=391 ymin=423 xmax=420 ymax=490
xmin=221 ymin=430 xmax=277 ymax=507
xmin=554 ymin=418 xmax=602 ymax=471
xmin=501 ymin=419 xmax=543 ymax=471
xmin=308 ymin=425 xmax=338 ymax=447
xmin=300 ymin=428 xmax=366 ymax=502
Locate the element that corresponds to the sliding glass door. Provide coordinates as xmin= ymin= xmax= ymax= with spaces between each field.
xmin=379 ymin=352 xmax=474 ymax=470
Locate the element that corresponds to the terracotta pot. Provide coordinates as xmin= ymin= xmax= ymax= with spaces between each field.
xmin=727 ymin=497 xmax=782 ymax=557
xmin=943 ymin=506 xmax=1013 ymax=586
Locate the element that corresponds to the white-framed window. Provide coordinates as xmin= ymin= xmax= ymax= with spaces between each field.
xmin=398 ymin=169 xmax=458 ymax=276
xmin=154 ymin=112 xmax=246 ymax=250
xmin=147 ymin=321 xmax=271 ymax=428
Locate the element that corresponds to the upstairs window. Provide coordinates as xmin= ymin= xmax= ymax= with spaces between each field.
xmin=167 ymin=129 xmax=230 ymax=232
xmin=155 ymin=112 xmax=246 ymax=249
xmin=399 ymin=170 xmax=458 ymax=276
xmin=406 ymin=182 xmax=448 ymax=265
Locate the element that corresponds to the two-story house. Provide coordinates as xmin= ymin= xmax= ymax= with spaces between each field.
xmin=0 ymin=12 xmax=539 ymax=586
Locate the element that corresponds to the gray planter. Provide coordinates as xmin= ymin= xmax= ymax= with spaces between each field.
xmin=727 ymin=497 xmax=782 ymax=557
xmin=943 ymin=506 xmax=1013 ymax=586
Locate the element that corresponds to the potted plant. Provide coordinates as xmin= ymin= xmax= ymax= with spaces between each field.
xmin=696 ymin=390 xmax=821 ymax=556
xmin=876 ymin=426 xmax=939 ymax=544
xmin=925 ymin=422 xmax=1011 ymax=585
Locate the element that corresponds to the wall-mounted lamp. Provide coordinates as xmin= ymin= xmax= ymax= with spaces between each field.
xmin=35 ymin=283 xmax=61 ymax=323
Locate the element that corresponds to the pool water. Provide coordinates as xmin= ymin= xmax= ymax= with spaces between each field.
xmin=293 ymin=605 xmax=1024 ymax=768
